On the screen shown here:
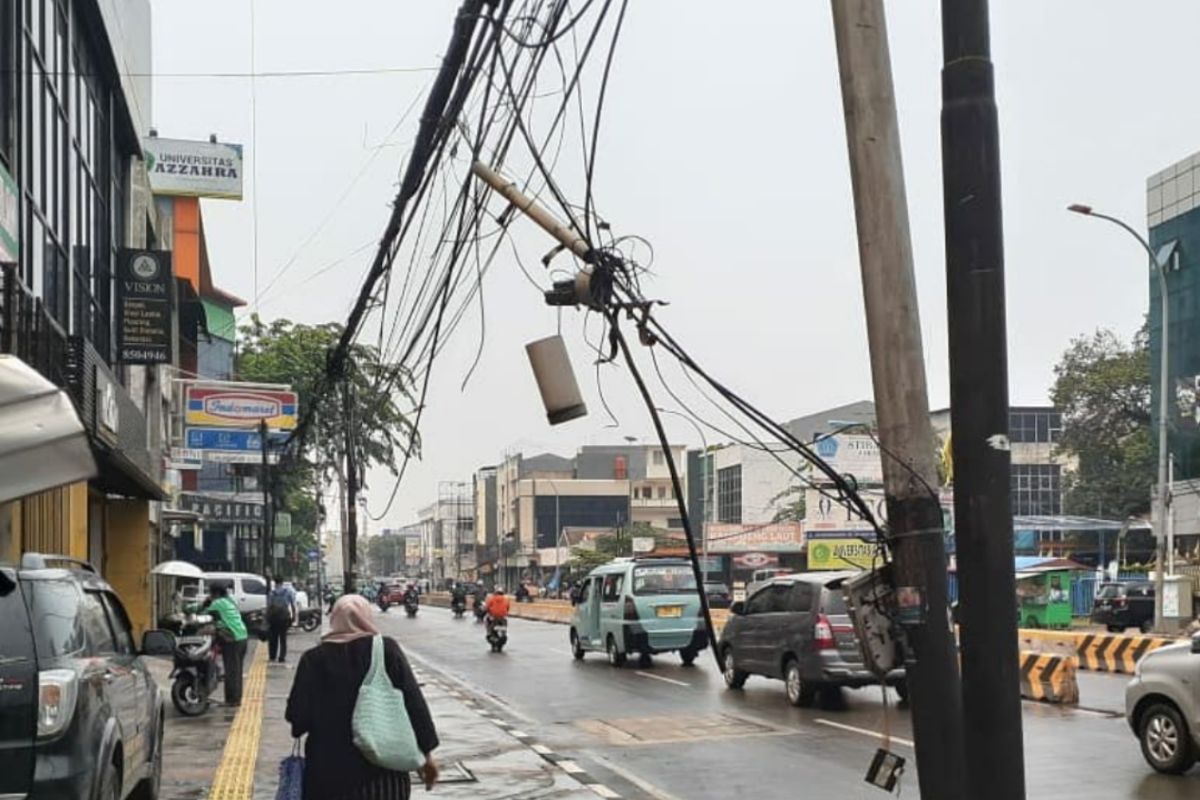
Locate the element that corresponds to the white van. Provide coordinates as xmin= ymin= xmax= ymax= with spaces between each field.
xmin=201 ymin=572 xmax=270 ymax=614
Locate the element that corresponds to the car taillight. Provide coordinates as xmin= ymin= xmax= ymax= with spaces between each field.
xmin=815 ymin=614 xmax=836 ymax=651
xmin=38 ymin=669 xmax=78 ymax=738
xmin=1115 ymin=597 xmax=1127 ymax=608
xmin=624 ymin=597 xmax=639 ymax=621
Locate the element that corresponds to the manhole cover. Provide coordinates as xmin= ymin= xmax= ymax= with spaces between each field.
xmin=578 ymin=713 xmax=779 ymax=744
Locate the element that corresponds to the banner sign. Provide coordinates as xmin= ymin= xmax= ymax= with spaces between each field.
xmin=185 ymin=426 xmax=288 ymax=452
xmin=203 ymin=450 xmax=279 ymax=465
xmin=116 ymin=249 xmax=173 ymax=364
xmin=180 ymin=493 xmax=264 ymax=525
xmin=806 ymin=528 xmax=880 ymax=571
xmin=185 ymin=385 xmax=297 ymax=430
xmin=813 ymin=434 xmax=883 ymax=485
xmin=705 ymin=523 xmax=804 ymax=553
xmin=731 ymin=552 xmax=779 ymax=570
xmin=0 ymin=162 xmax=17 ymax=262
xmin=143 ymin=137 xmax=244 ymax=199
xmin=168 ymin=447 xmax=204 ymax=471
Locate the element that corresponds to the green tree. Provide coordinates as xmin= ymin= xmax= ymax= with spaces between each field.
xmin=567 ymin=524 xmax=683 ymax=571
xmin=367 ymin=534 xmax=410 ymax=577
xmin=1051 ymin=328 xmax=1154 ymax=519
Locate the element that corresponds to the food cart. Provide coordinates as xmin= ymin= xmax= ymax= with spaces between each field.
xmin=1014 ymin=558 xmax=1084 ymax=629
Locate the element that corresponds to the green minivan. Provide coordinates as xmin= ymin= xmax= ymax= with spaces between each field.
xmin=569 ymin=557 xmax=708 ymax=666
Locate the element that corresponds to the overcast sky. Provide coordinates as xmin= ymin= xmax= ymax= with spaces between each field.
xmin=152 ymin=1 xmax=1200 ymax=529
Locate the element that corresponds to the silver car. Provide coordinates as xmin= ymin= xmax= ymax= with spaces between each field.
xmin=1125 ymin=634 xmax=1200 ymax=774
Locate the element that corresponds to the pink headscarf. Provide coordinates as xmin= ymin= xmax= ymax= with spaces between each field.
xmin=323 ymin=594 xmax=379 ymax=644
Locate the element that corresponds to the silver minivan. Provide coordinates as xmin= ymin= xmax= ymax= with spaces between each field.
xmin=1125 ymin=633 xmax=1200 ymax=774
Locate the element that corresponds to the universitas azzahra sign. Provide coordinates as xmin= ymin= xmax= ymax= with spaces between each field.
xmin=142 ymin=136 xmax=244 ymax=200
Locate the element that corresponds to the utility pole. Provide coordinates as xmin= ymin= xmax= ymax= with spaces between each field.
xmin=343 ymin=381 xmax=359 ymax=593
xmin=941 ymin=1 xmax=1025 ymax=798
xmin=831 ymin=2 xmax=965 ymax=797
xmin=259 ymin=419 xmax=273 ymax=578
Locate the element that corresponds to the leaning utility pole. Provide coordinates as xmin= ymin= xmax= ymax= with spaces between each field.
xmin=941 ymin=1 xmax=1025 ymax=798
xmin=831 ymin=2 xmax=965 ymax=797
xmin=343 ymin=381 xmax=360 ymax=593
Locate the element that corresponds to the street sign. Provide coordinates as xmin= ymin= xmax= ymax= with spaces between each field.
xmin=307 ymin=549 xmax=319 ymax=560
xmin=185 ymin=384 xmax=298 ymax=430
xmin=168 ymin=447 xmax=203 ymax=471
xmin=204 ymin=451 xmax=279 ymax=465
xmin=186 ymin=426 xmax=287 ymax=452
xmin=179 ymin=493 xmax=265 ymax=525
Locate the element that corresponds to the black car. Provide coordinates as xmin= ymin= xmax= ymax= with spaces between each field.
xmin=1 ymin=553 xmax=169 ymax=800
xmin=719 ymin=571 xmax=906 ymax=706
xmin=704 ymin=582 xmax=732 ymax=609
xmin=1091 ymin=581 xmax=1156 ymax=633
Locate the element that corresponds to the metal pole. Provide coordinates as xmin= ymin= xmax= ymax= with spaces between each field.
xmin=259 ymin=419 xmax=271 ymax=577
xmin=1168 ymin=454 xmax=1175 ymax=575
xmin=832 ymin=3 xmax=966 ymax=797
xmin=941 ymin=2 xmax=1025 ymax=797
xmin=343 ymin=381 xmax=359 ymax=593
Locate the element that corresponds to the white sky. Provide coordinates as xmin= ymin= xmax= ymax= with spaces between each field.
xmin=151 ymin=1 xmax=1200 ymax=528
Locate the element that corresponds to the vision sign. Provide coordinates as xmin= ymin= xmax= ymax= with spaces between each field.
xmin=185 ymin=385 xmax=297 ymax=430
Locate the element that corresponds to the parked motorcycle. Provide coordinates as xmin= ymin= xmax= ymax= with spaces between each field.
xmin=486 ymin=617 xmax=508 ymax=653
xmin=297 ymin=607 xmax=322 ymax=632
xmin=168 ymin=613 xmax=221 ymax=716
xmin=405 ymin=596 xmax=419 ymax=618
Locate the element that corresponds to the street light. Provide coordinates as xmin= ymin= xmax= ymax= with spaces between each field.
xmin=1069 ymin=202 xmax=1175 ymax=631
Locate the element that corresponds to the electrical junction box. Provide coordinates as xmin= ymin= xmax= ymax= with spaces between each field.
xmin=844 ymin=564 xmax=904 ymax=676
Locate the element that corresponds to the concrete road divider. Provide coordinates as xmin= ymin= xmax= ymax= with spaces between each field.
xmin=1019 ymin=651 xmax=1079 ymax=705
xmin=1018 ymin=629 xmax=1173 ymax=674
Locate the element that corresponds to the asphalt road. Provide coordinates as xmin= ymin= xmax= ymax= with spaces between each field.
xmin=381 ymin=605 xmax=1198 ymax=799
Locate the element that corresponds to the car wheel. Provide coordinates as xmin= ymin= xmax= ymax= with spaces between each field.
xmin=606 ymin=636 xmax=626 ymax=667
xmin=98 ymin=762 xmax=121 ymax=800
xmin=131 ymin=716 xmax=163 ymax=800
xmin=680 ymin=648 xmax=697 ymax=667
xmin=784 ymin=659 xmax=815 ymax=708
xmin=722 ymin=647 xmax=748 ymax=689
xmin=1140 ymin=619 xmax=1155 ymax=634
xmin=1139 ymin=702 xmax=1195 ymax=774
xmin=570 ymin=630 xmax=585 ymax=661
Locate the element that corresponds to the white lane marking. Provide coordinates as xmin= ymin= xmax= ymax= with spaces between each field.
xmin=509 ymin=729 xmax=530 ymax=739
xmin=558 ymin=760 xmax=588 ymax=774
xmin=591 ymin=754 xmax=686 ymax=800
xmin=589 ymin=785 xmax=622 ymax=798
xmin=814 ymin=718 xmax=914 ymax=748
xmin=532 ymin=744 xmax=553 ymax=755
xmin=634 ymin=671 xmax=690 ymax=687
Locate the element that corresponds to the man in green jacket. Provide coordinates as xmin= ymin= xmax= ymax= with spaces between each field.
xmin=205 ymin=584 xmax=248 ymax=706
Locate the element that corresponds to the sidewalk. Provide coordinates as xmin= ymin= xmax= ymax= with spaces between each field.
xmin=158 ymin=629 xmax=620 ymax=799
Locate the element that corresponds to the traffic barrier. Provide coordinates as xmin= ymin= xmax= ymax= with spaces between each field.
xmin=1018 ymin=651 xmax=1079 ymax=705
xmin=1018 ymin=628 xmax=1174 ymax=674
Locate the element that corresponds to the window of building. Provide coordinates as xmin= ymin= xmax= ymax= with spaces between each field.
xmin=1009 ymin=410 xmax=1063 ymax=444
xmin=0 ymin=0 xmax=11 ymax=165
xmin=717 ymin=465 xmax=742 ymax=523
xmin=641 ymin=486 xmax=652 ymax=499
xmin=652 ymin=450 xmax=664 ymax=466
xmin=657 ymin=485 xmax=667 ymax=499
xmin=614 ymin=456 xmax=627 ymax=479
xmin=1010 ymin=463 xmax=1062 ymax=516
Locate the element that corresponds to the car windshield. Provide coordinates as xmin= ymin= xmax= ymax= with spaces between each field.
xmin=1097 ymin=584 xmax=1125 ymax=599
xmin=633 ymin=565 xmax=697 ymax=595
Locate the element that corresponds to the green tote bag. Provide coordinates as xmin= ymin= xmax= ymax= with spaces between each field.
xmin=351 ymin=635 xmax=424 ymax=771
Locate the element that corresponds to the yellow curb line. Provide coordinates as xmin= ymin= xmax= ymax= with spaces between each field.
xmin=207 ymin=644 xmax=269 ymax=800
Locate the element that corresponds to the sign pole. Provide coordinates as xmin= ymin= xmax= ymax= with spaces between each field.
xmin=260 ymin=419 xmax=272 ymax=577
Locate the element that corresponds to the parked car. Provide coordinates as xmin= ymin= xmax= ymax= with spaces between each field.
xmin=1092 ymin=581 xmax=1156 ymax=633
xmin=201 ymin=571 xmax=270 ymax=614
xmin=719 ymin=571 xmax=906 ymax=706
xmin=378 ymin=583 xmax=408 ymax=607
xmin=0 ymin=553 xmax=172 ymax=799
xmin=1125 ymin=633 xmax=1200 ymax=774
xmin=569 ymin=557 xmax=708 ymax=666
xmin=704 ymin=582 xmax=733 ymax=609
xmin=746 ymin=567 xmax=792 ymax=598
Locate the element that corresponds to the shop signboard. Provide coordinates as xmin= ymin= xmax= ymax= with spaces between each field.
xmin=185 ymin=385 xmax=298 ymax=430
xmin=0 ymin=162 xmax=17 ymax=262
xmin=143 ymin=137 xmax=244 ymax=199
xmin=168 ymin=447 xmax=204 ymax=470
xmin=806 ymin=527 xmax=880 ymax=571
xmin=116 ymin=249 xmax=173 ymax=364
xmin=813 ymin=434 xmax=883 ymax=485
xmin=185 ymin=426 xmax=288 ymax=452
xmin=732 ymin=552 xmax=779 ymax=569
xmin=180 ymin=493 xmax=265 ymax=525
xmin=705 ymin=522 xmax=804 ymax=553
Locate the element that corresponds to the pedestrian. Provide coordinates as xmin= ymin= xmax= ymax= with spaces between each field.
xmin=203 ymin=584 xmax=248 ymax=707
xmin=267 ymin=577 xmax=297 ymax=663
xmin=286 ymin=595 xmax=439 ymax=800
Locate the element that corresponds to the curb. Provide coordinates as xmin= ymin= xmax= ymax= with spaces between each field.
xmin=412 ymin=665 xmax=624 ymax=798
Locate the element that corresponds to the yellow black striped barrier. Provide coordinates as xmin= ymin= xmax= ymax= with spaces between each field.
xmin=1018 ymin=651 xmax=1078 ymax=705
xmin=1018 ymin=629 xmax=1174 ymax=674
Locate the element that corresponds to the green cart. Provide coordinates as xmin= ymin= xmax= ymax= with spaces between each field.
xmin=1016 ymin=568 xmax=1073 ymax=629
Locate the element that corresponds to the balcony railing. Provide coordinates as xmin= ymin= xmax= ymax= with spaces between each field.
xmin=1 ymin=264 xmax=71 ymax=388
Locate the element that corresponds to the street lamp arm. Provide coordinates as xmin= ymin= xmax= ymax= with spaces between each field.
xmin=1070 ymin=207 xmax=1158 ymax=265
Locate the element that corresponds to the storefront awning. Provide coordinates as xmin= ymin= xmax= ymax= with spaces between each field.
xmin=0 ymin=355 xmax=96 ymax=504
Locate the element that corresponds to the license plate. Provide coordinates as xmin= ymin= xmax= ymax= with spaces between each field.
xmin=656 ymin=606 xmax=683 ymax=618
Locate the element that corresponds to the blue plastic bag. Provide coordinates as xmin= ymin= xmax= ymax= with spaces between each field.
xmin=275 ymin=744 xmax=304 ymax=800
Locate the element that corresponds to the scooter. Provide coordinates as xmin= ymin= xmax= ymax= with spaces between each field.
xmin=473 ymin=599 xmax=487 ymax=623
xmin=297 ymin=607 xmax=322 ymax=632
xmin=378 ymin=594 xmax=390 ymax=613
xmin=451 ymin=596 xmax=466 ymax=619
xmin=404 ymin=596 xmax=419 ymax=618
xmin=168 ymin=613 xmax=221 ymax=717
xmin=486 ymin=617 xmax=508 ymax=653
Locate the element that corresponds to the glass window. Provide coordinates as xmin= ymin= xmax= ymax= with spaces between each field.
xmin=652 ymin=450 xmax=664 ymax=465
xmin=717 ymin=465 xmax=742 ymax=524
xmin=786 ymin=582 xmax=813 ymax=613
xmin=27 ymin=579 xmax=85 ymax=658
xmin=0 ymin=0 xmax=11 ymax=163
xmin=657 ymin=486 xmax=667 ymax=499
xmin=601 ymin=573 xmax=623 ymax=602
xmin=0 ymin=571 xmax=36 ymax=663
xmin=762 ymin=583 xmax=792 ymax=613
xmin=820 ymin=587 xmax=848 ymax=615
xmin=242 ymin=577 xmax=267 ymax=596
xmin=746 ymin=586 xmax=773 ymax=615
xmin=632 ymin=564 xmax=696 ymax=595
xmin=577 ymin=579 xmax=591 ymax=604
xmin=79 ymin=590 xmax=114 ymax=654
xmin=100 ymin=592 xmax=135 ymax=655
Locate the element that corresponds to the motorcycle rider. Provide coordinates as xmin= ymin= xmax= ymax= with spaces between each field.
xmin=377 ymin=580 xmax=391 ymax=612
xmin=450 ymin=581 xmax=468 ymax=611
xmin=484 ymin=586 xmax=511 ymax=639
xmin=404 ymin=583 xmax=420 ymax=610
xmin=202 ymin=584 xmax=248 ymax=707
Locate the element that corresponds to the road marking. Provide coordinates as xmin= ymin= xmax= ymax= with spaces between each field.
xmin=635 ymin=671 xmax=690 ymax=687
xmin=558 ymin=760 xmax=588 ymax=774
xmin=532 ymin=744 xmax=553 ymax=755
xmin=591 ymin=753 xmax=686 ymax=800
xmin=589 ymin=785 xmax=622 ymax=798
xmin=207 ymin=645 xmax=269 ymax=800
xmin=814 ymin=718 xmax=914 ymax=748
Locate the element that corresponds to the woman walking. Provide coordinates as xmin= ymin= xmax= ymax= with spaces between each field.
xmin=286 ymin=595 xmax=439 ymax=799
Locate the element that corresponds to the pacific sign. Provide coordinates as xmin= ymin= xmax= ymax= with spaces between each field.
xmin=185 ymin=385 xmax=298 ymax=430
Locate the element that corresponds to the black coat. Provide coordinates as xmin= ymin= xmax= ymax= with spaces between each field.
xmin=285 ymin=636 xmax=439 ymax=800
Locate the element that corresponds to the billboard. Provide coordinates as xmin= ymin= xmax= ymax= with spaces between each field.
xmin=115 ymin=249 xmax=173 ymax=364
xmin=143 ymin=137 xmax=244 ymax=199
xmin=813 ymin=434 xmax=883 ymax=485
xmin=806 ymin=528 xmax=880 ymax=571
xmin=705 ymin=522 xmax=804 ymax=553
xmin=185 ymin=385 xmax=297 ymax=430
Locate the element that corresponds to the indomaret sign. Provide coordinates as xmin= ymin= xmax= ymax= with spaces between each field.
xmin=142 ymin=137 xmax=244 ymax=200
xmin=116 ymin=249 xmax=173 ymax=364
